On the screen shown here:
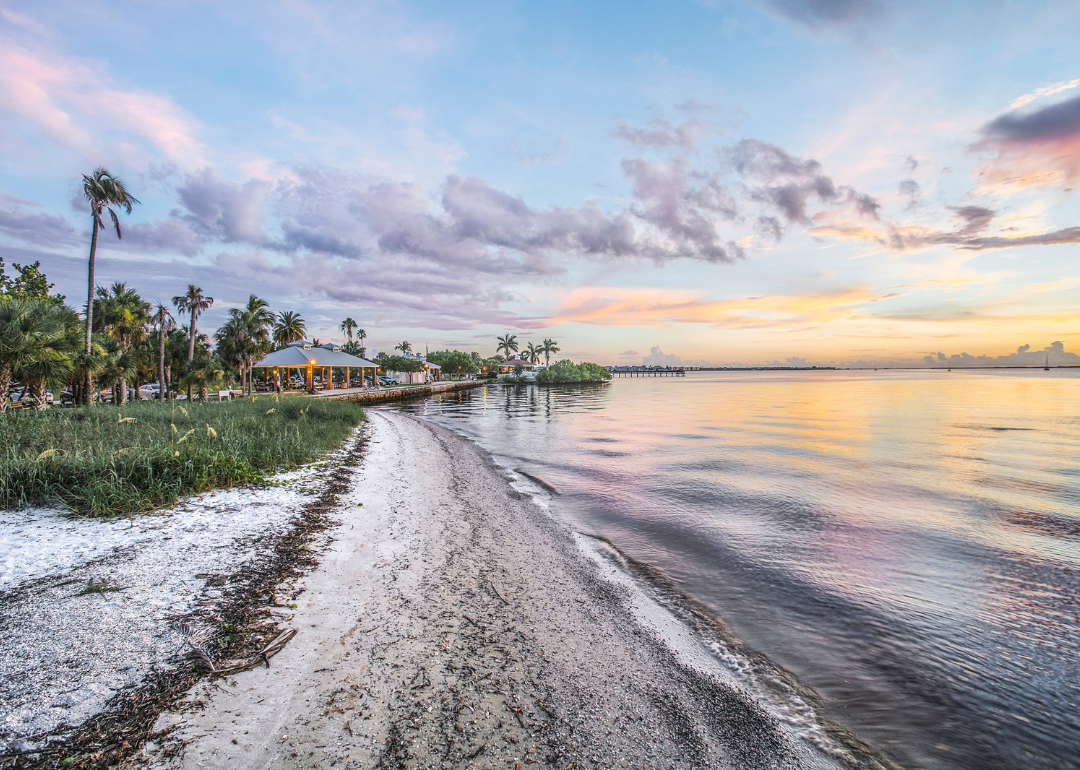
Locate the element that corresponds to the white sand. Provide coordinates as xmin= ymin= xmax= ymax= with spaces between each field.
xmin=135 ymin=411 xmax=877 ymax=770
xmin=0 ymin=460 xmax=339 ymax=747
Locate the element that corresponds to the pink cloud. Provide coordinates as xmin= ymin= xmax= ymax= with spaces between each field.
xmin=974 ymin=93 xmax=1080 ymax=190
xmin=0 ymin=45 xmax=205 ymax=166
xmin=550 ymin=286 xmax=889 ymax=329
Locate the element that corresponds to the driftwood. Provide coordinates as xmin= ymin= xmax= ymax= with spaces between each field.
xmin=181 ymin=628 xmax=298 ymax=677
xmin=489 ymin=581 xmax=509 ymax=605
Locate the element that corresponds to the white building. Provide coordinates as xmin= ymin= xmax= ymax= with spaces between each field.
xmin=497 ymin=356 xmax=545 ymax=380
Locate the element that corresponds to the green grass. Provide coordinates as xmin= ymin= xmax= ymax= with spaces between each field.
xmin=0 ymin=395 xmax=365 ymax=517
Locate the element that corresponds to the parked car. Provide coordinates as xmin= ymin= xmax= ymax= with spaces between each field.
xmin=378 ymin=375 xmax=400 ymax=386
xmin=138 ymin=384 xmax=161 ymax=400
xmin=7 ymin=383 xmax=25 ymax=404
xmin=59 ymin=389 xmax=75 ymax=405
xmin=7 ymin=384 xmax=54 ymax=406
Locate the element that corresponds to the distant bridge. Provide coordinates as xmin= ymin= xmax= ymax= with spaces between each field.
xmin=607 ymin=366 xmax=686 ymax=377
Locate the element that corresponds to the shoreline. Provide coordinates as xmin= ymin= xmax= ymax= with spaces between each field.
xmin=132 ymin=410 xmax=886 ymax=769
xmin=313 ymin=380 xmax=485 ymax=405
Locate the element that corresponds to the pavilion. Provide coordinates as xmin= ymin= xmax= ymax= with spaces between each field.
xmin=252 ymin=340 xmax=379 ymax=392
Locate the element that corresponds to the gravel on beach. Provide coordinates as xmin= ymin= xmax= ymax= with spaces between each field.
xmin=132 ymin=410 xmax=884 ymax=770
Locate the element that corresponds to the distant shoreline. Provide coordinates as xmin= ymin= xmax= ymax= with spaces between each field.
xmin=637 ymin=365 xmax=1080 ymax=371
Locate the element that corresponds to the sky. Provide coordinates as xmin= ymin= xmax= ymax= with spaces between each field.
xmin=1 ymin=0 xmax=1079 ymax=367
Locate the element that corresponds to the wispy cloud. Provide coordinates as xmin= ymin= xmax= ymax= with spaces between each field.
xmin=614 ymin=118 xmax=704 ymax=150
xmin=1009 ymin=79 xmax=1080 ymax=111
xmin=0 ymin=193 xmax=78 ymax=247
xmin=0 ymin=44 xmax=206 ymax=167
xmin=756 ymin=0 xmax=881 ymax=28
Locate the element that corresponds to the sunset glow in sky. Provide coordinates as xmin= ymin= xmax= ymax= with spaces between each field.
xmin=1 ymin=0 xmax=1079 ymax=366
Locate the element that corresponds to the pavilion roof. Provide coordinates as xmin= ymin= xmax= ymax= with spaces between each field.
xmin=253 ymin=341 xmax=377 ymax=369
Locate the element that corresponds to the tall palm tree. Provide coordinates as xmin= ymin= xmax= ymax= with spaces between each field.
xmin=496 ymin=333 xmax=519 ymax=360
xmin=357 ymin=328 xmax=366 ymax=348
xmin=525 ymin=342 xmax=541 ymax=364
xmin=94 ymin=282 xmax=150 ymax=404
xmin=81 ymin=168 xmax=139 ymax=405
xmin=541 ymin=338 xmax=560 ymax=366
xmin=172 ymin=285 xmax=214 ymax=362
xmin=274 ymin=311 xmax=306 ymax=346
xmin=341 ymin=317 xmax=357 ymax=344
xmin=151 ymin=302 xmax=175 ymax=400
xmin=395 ymin=341 xmax=412 ymax=354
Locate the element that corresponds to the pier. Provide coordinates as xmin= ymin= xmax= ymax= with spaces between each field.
xmin=607 ymin=366 xmax=687 ymax=377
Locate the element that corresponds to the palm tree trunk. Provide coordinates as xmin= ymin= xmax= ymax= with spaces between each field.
xmin=30 ymin=380 xmax=46 ymax=410
xmin=188 ymin=314 xmax=197 ymax=361
xmin=0 ymin=365 xmax=10 ymax=414
xmin=118 ymin=378 xmax=127 ymax=405
xmin=158 ymin=328 xmax=166 ymax=401
xmin=84 ymin=214 xmax=99 ymax=406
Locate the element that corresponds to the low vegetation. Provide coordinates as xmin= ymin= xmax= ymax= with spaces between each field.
xmin=535 ymin=360 xmax=611 ymax=385
xmin=0 ymin=396 xmax=365 ymax=517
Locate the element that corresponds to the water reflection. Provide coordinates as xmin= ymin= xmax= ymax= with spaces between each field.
xmin=396 ymin=371 xmax=1080 ymax=770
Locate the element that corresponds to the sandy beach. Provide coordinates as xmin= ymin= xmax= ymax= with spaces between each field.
xmin=110 ymin=410 xmax=877 ymax=770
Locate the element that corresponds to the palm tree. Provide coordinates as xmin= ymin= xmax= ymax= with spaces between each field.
xmin=496 ymin=333 xmax=519 ymax=360
xmin=180 ymin=355 xmax=225 ymax=402
xmin=541 ymin=338 xmax=560 ymax=366
xmin=94 ymin=337 xmax=137 ymax=405
xmin=357 ymin=328 xmax=366 ymax=348
xmin=94 ymin=282 xmax=150 ymax=404
xmin=525 ymin=342 xmax=542 ymax=364
xmin=81 ymin=168 xmax=139 ymax=405
xmin=151 ymin=302 xmax=175 ymax=400
xmin=216 ymin=295 xmax=273 ymax=396
xmin=395 ymin=341 xmax=412 ymax=354
xmin=274 ymin=311 xmax=306 ymax=346
xmin=172 ymin=285 xmax=214 ymax=362
xmin=0 ymin=298 xmax=78 ymax=411
xmin=341 ymin=317 xmax=357 ymax=344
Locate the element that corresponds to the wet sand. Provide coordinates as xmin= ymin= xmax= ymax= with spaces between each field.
xmin=137 ymin=410 xmax=866 ymax=769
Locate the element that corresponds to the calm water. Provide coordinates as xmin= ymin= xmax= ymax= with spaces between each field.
xmin=396 ymin=370 xmax=1080 ymax=770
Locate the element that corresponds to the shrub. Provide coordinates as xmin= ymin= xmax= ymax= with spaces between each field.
xmin=535 ymin=360 xmax=612 ymax=385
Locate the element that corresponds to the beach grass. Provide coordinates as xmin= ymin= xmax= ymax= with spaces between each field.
xmin=0 ymin=395 xmax=365 ymax=517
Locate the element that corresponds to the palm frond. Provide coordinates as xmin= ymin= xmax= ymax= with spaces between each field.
xmin=108 ymin=208 xmax=122 ymax=239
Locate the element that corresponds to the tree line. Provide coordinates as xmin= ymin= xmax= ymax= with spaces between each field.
xmin=0 ymin=259 xmax=354 ymax=409
xmin=494 ymin=334 xmax=560 ymax=365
